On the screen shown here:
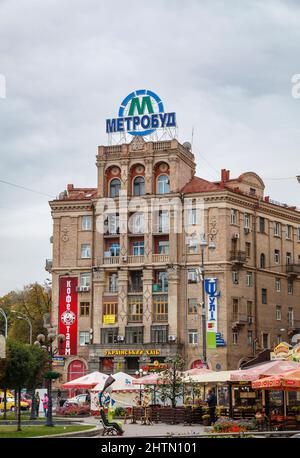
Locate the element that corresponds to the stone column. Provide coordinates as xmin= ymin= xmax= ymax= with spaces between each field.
xmin=167 ymin=265 xmax=180 ymax=337
xmin=143 ymin=267 xmax=153 ymax=343
xmin=96 ymin=160 xmax=105 ymax=198
xmin=92 ymin=269 xmax=105 ymax=344
xmin=145 ymin=157 xmax=153 ymax=195
xmin=118 ymin=268 xmax=128 ymax=337
xmin=169 ymin=155 xmax=179 ymax=193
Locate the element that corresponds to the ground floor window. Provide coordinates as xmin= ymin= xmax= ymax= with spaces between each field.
xmin=99 ymin=357 xmax=114 ymax=373
xmin=125 ymin=357 xmax=140 ymax=372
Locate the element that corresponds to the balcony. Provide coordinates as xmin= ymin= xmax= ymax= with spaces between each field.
xmin=45 ymin=259 xmax=53 ymax=272
xmin=230 ymin=250 xmax=246 ymax=265
xmin=76 ymin=285 xmax=90 ymax=293
xmin=152 ymin=284 xmax=168 ymax=293
xmin=127 ymin=255 xmax=145 ymax=265
xmin=103 ymin=256 xmax=120 ymax=265
xmin=286 ymin=264 xmax=300 ymax=277
xmin=232 ymin=313 xmax=248 ymax=328
xmin=152 ymin=254 xmax=169 ymax=264
xmin=128 ymin=286 xmax=143 ymax=294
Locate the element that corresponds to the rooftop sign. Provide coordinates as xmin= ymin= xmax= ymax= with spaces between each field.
xmin=106 ymin=89 xmax=176 ymax=136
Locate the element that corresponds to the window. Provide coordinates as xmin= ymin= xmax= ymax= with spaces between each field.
xmin=188 ymin=298 xmax=198 ymax=314
xmin=188 ymin=208 xmax=197 ymax=226
xmin=130 ymin=213 xmax=144 ymax=234
xmin=244 ymin=213 xmax=250 ymax=229
xmin=286 ymin=252 xmax=292 ymax=265
xmin=247 ymin=331 xmax=253 ymax=346
xmin=101 ymin=328 xmax=118 ymax=345
xmin=188 ymin=330 xmax=198 ymax=345
xmin=187 ymin=238 xmax=198 ymax=253
xmin=286 ymin=225 xmax=292 ymax=240
xmin=232 ymin=298 xmax=239 ymax=321
xmin=79 ymin=331 xmax=90 ymax=346
xmin=262 ymin=288 xmax=267 ymax=304
xmin=109 ymin=243 xmax=120 ymax=257
xmin=232 ymin=271 xmax=239 ymax=284
xmin=250 ymin=188 xmax=256 ymax=196
xmin=259 ymin=217 xmax=265 ymax=233
xmin=297 ymin=228 xmax=300 ymax=242
xmin=245 ymin=242 xmax=251 ymax=258
xmin=187 ymin=269 xmax=198 ymax=283
xmin=109 ymin=178 xmax=121 ymax=198
xmin=157 ymin=175 xmax=169 ymax=194
xmin=109 ymin=273 xmax=118 ymax=293
xmin=133 ymin=241 xmax=144 ymax=256
xmin=158 ymin=240 xmax=169 ymax=254
xmin=276 ymin=305 xmax=282 ymax=321
xmin=153 ymin=295 xmax=168 ymax=321
xmin=151 ymin=325 xmax=168 ymax=343
xmin=81 ymin=244 xmax=91 ymax=259
xmin=157 ymin=210 xmax=169 ymax=233
xmin=230 ymin=209 xmax=238 ymax=225
xmin=80 ymin=272 xmax=91 ymax=287
xmin=288 ymin=278 xmax=293 ymax=294
xmin=105 ymin=214 xmax=119 ymax=234
xmin=274 ymin=222 xmax=281 ymax=236
xmin=128 ymin=271 xmax=143 ymax=292
xmin=260 ymin=253 xmax=266 ymax=269
xmin=274 ymin=249 xmax=280 ymax=264
xmin=103 ymin=302 xmax=118 ymax=318
xmin=133 ymin=176 xmax=145 ymax=196
xmin=232 ymin=331 xmax=238 ymax=345
xmin=155 ymin=271 xmax=168 ymax=292
xmin=80 ymin=302 xmax=90 ymax=317
xmin=125 ymin=327 xmax=143 ymax=344
xmin=288 ymin=307 xmax=294 ymax=326
xmin=246 ymin=271 xmax=253 ymax=287
xmin=127 ymin=297 xmax=143 ymax=322
xmin=262 ymin=333 xmax=269 ymax=349
xmin=275 ymin=278 xmax=281 ymax=292
xmin=247 ymin=301 xmax=253 ymax=318
xmin=82 ymin=215 xmax=92 ymax=231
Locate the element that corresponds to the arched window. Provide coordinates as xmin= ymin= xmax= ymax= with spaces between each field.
xmin=157 ymin=175 xmax=170 ymax=194
xmin=260 ymin=253 xmax=266 ymax=269
xmin=109 ymin=179 xmax=121 ymax=198
xmin=133 ymin=176 xmax=145 ymax=196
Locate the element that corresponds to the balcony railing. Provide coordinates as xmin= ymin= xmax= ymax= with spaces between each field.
xmin=152 ymin=313 xmax=168 ymax=322
xmin=104 ymin=288 xmax=118 ymax=294
xmin=127 ymin=314 xmax=143 ymax=323
xmin=230 ymin=250 xmax=246 ymax=264
xmin=152 ymin=254 xmax=169 ymax=263
xmin=45 ymin=259 xmax=53 ymax=272
xmin=128 ymin=286 xmax=143 ymax=293
xmin=232 ymin=314 xmax=248 ymax=326
xmin=286 ymin=264 xmax=300 ymax=276
xmin=103 ymin=256 xmax=120 ymax=265
xmin=128 ymin=255 xmax=144 ymax=264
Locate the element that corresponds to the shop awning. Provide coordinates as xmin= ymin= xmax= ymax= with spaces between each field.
xmin=252 ymin=368 xmax=300 ymax=390
xmin=61 ymin=371 xmax=108 ymax=389
xmin=183 ymin=368 xmax=213 ymax=376
xmin=230 ymin=360 xmax=300 ymax=382
xmin=184 ymin=370 xmax=240 ymax=384
xmin=132 ymin=373 xmax=163 ymax=385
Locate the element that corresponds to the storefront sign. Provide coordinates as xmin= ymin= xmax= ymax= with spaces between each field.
xmin=141 ymin=360 xmax=168 ymax=372
xmin=103 ymin=314 xmax=116 ymax=324
xmin=104 ymin=349 xmax=160 ymax=356
xmin=205 ymin=278 xmax=220 ymax=349
xmin=52 ymin=356 xmax=65 ymax=367
xmin=270 ymin=342 xmax=300 ymax=361
xmin=58 ymin=276 xmax=78 ymax=356
xmin=106 ymin=89 xmax=176 ymax=137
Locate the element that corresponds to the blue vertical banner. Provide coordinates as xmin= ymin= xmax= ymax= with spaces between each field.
xmin=205 ymin=278 xmax=220 ymax=349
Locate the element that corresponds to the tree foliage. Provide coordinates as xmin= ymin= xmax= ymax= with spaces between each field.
xmin=158 ymin=354 xmax=185 ymax=408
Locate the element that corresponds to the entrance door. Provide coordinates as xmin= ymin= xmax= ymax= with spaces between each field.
xmin=67 ymin=360 xmax=86 ymax=396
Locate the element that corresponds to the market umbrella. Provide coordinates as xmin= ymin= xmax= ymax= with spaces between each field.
xmin=252 ymin=368 xmax=300 ymax=391
xmin=230 ymin=360 xmax=300 ymax=382
xmin=132 ymin=373 xmax=162 ymax=385
xmin=61 ymin=371 xmax=108 ymax=389
xmin=91 ymin=372 xmax=142 ymax=392
xmin=183 ymin=368 xmax=213 ymax=376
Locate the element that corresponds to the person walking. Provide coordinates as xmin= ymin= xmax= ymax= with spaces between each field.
xmin=42 ymin=393 xmax=49 ymax=417
xmin=206 ymin=389 xmax=217 ymax=425
xmin=35 ymin=392 xmax=40 ymax=417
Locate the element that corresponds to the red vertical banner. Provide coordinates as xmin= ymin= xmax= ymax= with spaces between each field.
xmin=58 ymin=277 xmax=78 ymax=356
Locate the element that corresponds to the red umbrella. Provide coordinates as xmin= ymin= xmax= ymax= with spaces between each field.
xmin=252 ymin=368 xmax=300 ymax=390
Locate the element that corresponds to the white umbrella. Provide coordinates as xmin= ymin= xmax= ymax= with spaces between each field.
xmin=61 ymin=371 xmax=108 ymax=389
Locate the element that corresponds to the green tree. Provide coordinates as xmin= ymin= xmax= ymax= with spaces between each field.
xmin=27 ymin=345 xmax=49 ymax=420
xmin=158 ymin=354 xmax=185 ymax=408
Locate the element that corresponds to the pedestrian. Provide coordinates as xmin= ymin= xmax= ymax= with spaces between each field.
xmin=35 ymin=392 xmax=40 ymax=417
xmin=206 ymin=389 xmax=217 ymax=425
xmin=57 ymin=389 xmax=62 ymax=408
xmin=42 ymin=393 xmax=49 ymax=417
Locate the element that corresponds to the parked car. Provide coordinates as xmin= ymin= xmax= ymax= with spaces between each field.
xmin=21 ymin=393 xmax=32 ymax=408
xmin=63 ymin=394 xmax=89 ymax=407
xmin=0 ymin=396 xmax=30 ymax=411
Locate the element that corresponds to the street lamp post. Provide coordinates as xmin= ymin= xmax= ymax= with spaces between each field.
xmin=34 ymin=332 xmax=65 ymax=427
xmin=11 ymin=310 xmax=32 ymax=345
xmin=135 ymin=368 xmax=147 ymax=404
xmin=0 ymin=308 xmax=8 ymax=338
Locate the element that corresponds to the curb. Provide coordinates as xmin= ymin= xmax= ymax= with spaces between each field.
xmin=33 ymin=425 xmax=101 ymax=438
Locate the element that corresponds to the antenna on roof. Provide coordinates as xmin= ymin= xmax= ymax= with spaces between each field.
xmin=191 ymin=126 xmax=195 ymax=149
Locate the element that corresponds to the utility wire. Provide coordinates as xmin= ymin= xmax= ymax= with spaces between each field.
xmin=0 ymin=179 xmax=55 ymax=198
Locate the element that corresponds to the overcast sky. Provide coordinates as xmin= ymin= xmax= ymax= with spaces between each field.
xmin=0 ymin=0 xmax=300 ymax=295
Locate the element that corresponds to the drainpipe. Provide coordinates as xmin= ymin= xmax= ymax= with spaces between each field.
xmin=253 ymin=203 xmax=259 ymax=355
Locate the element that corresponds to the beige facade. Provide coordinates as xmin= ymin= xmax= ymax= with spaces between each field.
xmin=48 ymin=137 xmax=300 ymax=381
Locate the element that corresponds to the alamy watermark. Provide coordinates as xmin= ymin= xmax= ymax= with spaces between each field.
xmin=291 ymin=74 xmax=300 ymax=99
xmin=0 ymin=74 xmax=6 ymax=98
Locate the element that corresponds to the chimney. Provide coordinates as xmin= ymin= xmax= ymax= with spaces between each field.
xmin=221 ymin=169 xmax=230 ymax=182
xmin=67 ymin=184 xmax=74 ymax=193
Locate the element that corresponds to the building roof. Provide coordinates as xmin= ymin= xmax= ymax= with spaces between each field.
xmin=181 ymin=176 xmax=222 ymax=193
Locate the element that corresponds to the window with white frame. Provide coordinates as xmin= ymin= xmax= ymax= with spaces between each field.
xmin=276 ymin=305 xmax=282 ymax=321
xmin=188 ymin=208 xmax=197 ymax=226
xmin=246 ymin=271 xmax=253 ymax=287
xmin=187 ymin=269 xmax=198 ymax=283
xmin=286 ymin=252 xmax=292 ymax=265
xmin=133 ymin=241 xmax=144 ymax=256
xmin=82 ymin=215 xmax=92 ymax=231
xmin=232 ymin=271 xmax=239 ymax=284
xmin=188 ymin=329 xmax=198 ymax=345
xmin=157 ymin=175 xmax=170 ymax=194
xmin=244 ymin=213 xmax=250 ymax=229
xmin=288 ymin=278 xmax=293 ymax=294
xmin=80 ymin=272 xmax=91 ymax=287
xmin=288 ymin=307 xmax=294 ymax=326
xmin=274 ymin=222 xmax=281 ymax=236
xmin=286 ymin=225 xmax=292 ymax=240
xmin=188 ymin=298 xmax=198 ymax=314
xmin=232 ymin=331 xmax=238 ymax=345
xmin=274 ymin=249 xmax=280 ymax=264
xmin=230 ymin=209 xmax=238 ymax=225
xmin=275 ymin=278 xmax=281 ymax=292
xmin=79 ymin=331 xmax=90 ymax=346
xmin=81 ymin=244 xmax=91 ymax=259
xmin=247 ymin=330 xmax=253 ymax=346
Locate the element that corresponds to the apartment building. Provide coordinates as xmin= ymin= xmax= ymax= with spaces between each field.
xmin=48 ymin=136 xmax=300 ymax=382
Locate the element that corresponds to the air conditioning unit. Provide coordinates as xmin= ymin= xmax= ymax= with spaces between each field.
xmin=116 ymin=335 xmax=125 ymax=342
xmin=232 ymin=233 xmax=240 ymax=239
xmin=168 ymin=335 xmax=176 ymax=342
xmin=244 ymin=228 xmax=250 ymax=234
